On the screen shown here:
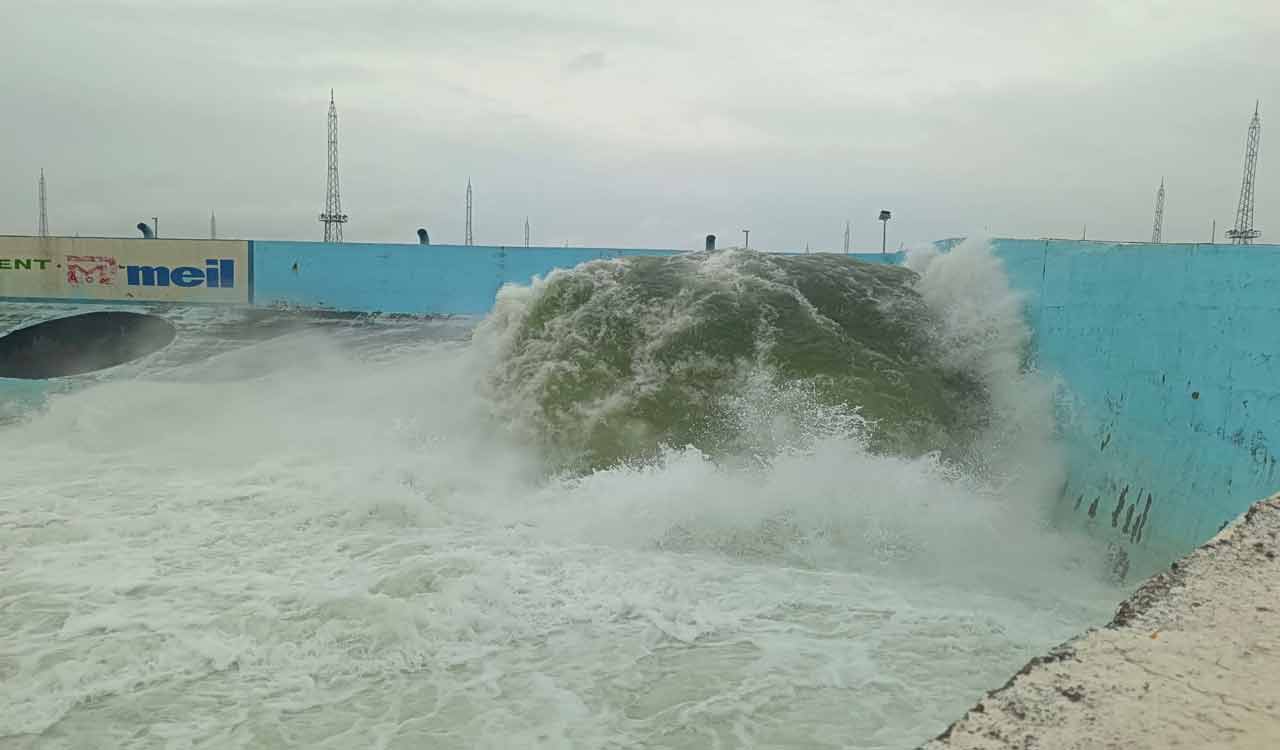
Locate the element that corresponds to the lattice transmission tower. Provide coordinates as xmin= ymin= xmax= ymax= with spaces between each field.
xmin=319 ymin=90 xmax=348 ymax=242
xmin=38 ymin=169 xmax=48 ymax=237
xmin=1150 ymin=178 xmax=1165 ymax=243
xmin=465 ymin=179 xmax=474 ymax=245
xmin=1226 ymin=102 xmax=1261 ymax=244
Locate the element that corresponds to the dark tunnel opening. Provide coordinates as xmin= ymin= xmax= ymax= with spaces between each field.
xmin=0 ymin=311 xmax=177 ymax=379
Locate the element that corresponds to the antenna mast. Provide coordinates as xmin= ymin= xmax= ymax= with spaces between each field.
xmin=38 ymin=170 xmax=49 ymax=238
xmin=465 ymin=179 xmax=474 ymax=245
xmin=318 ymin=90 xmax=348 ymax=242
xmin=1226 ymin=102 xmax=1262 ymax=244
xmin=1150 ymin=178 xmax=1165 ymax=243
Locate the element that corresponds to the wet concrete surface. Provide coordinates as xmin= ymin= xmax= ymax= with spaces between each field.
xmin=922 ymin=494 xmax=1280 ymax=749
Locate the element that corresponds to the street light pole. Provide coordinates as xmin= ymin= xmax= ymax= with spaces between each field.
xmin=878 ymin=210 xmax=891 ymax=253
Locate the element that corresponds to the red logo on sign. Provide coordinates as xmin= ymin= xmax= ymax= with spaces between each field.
xmin=66 ymin=255 xmax=119 ymax=285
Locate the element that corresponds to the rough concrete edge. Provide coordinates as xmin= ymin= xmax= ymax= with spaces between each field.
xmin=919 ymin=492 xmax=1280 ymax=748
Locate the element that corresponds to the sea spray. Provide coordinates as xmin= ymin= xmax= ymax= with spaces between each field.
xmin=0 ymin=243 xmax=1122 ymax=749
xmin=907 ymin=236 xmax=1065 ymax=504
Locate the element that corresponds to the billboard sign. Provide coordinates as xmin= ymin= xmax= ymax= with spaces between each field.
xmin=0 ymin=236 xmax=249 ymax=304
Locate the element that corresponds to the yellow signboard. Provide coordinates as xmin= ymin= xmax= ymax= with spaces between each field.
xmin=0 ymin=236 xmax=249 ymax=304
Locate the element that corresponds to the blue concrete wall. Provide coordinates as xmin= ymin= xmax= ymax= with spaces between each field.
xmin=251 ymin=241 xmax=680 ymax=315
xmin=778 ymin=251 xmax=906 ymax=264
xmin=990 ymin=239 xmax=1280 ymax=578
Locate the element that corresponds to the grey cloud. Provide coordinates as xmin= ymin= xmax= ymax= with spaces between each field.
xmin=3 ymin=1 xmax=1278 ymax=251
xmin=564 ymin=51 xmax=607 ymax=75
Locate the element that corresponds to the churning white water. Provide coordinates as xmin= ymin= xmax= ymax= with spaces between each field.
xmin=0 ymin=241 xmax=1120 ymax=749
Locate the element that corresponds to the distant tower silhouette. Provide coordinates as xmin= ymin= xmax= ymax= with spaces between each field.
xmin=1150 ymin=178 xmax=1165 ymax=243
xmin=465 ymin=179 xmax=474 ymax=245
xmin=318 ymin=90 xmax=348 ymax=242
xmin=37 ymin=169 xmax=48 ymax=237
xmin=210 ymin=211 xmax=217 ymax=240
xmin=843 ymin=219 xmax=850 ymax=253
xmin=524 ymin=216 xmax=530 ymax=247
xmin=1226 ymin=102 xmax=1262 ymax=244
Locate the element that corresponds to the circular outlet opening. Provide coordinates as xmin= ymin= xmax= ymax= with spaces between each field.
xmin=0 ymin=311 xmax=177 ymax=379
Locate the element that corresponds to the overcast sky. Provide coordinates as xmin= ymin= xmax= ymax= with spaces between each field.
xmin=6 ymin=0 xmax=1279 ymax=250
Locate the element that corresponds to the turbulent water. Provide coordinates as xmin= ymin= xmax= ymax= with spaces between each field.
xmin=0 ymin=240 xmax=1121 ymax=749
xmin=480 ymin=252 xmax=991 ymax=473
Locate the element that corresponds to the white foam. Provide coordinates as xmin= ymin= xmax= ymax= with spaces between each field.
xmin=907 ymin=236 xmax=1065 ymax=503
xmin=0 ymin=249 xmax=1121 ymax=748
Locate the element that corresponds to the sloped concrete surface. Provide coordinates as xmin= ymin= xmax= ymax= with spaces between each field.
xmin=922 ymin=494 xmax=1280 ymax=750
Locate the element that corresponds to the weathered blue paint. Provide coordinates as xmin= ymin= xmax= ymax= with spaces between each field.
xmin=251 ymin=241 xmax=680 ymax=315
xmin=495 ymin=246 xmax=681 ymax=299
xmin=844 ymin=251 xmax=905 ymax=264
xmin=776 ymin=251 xmax=906 ymax=264
xmin=989 ymin=239 xmax=1280 ymax=578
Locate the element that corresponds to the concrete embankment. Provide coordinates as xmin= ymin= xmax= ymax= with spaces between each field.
xmin=922 ymin=494 xmax=1280 ymax=749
